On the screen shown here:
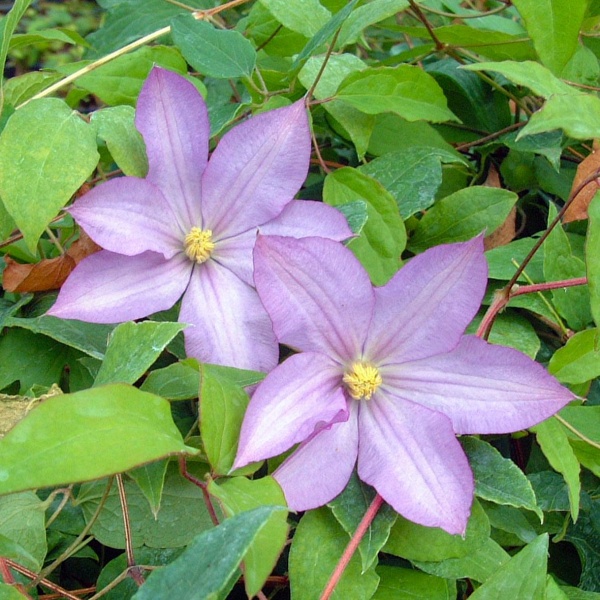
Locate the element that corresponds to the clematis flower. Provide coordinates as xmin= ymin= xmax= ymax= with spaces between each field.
xmin=48 ymin=67 xmax=351 ymax=371
xmin=233 ymin=235 xmax=574 ymax=534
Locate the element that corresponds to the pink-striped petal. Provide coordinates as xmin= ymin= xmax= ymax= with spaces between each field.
xmin=253 ymin=235 xmax=374 ymax=360
xmin=180 ymin=260 xmax=278 ymax=371
xmin=47 ymin=250 xmax=191 ymax=323
xmin=274 ymin=402 xmax=359 ymax=511
xmin=364 ymin=236 xmax=488 ymax=364
xmin=259 ymin=200 xmax=352 ymax=241
xmin=358 ymin=393 xmax=474 ymax=535
xmin=233 ymin=352 xmax=347 ymax=468
xmin=69 ymin=177 xmax=182 ymax=258
xmin=383 ymin=335 xmax=574 ymax=435
xmin=135 ymin=67 xmax=208 ymax=229
xmin=200 ymin=101 xmax=311 ymax=237
xmin=213 ymin=229 xmax=256 ymax=286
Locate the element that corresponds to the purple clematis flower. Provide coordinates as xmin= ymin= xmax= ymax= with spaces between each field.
xmin=233 ymin=234 xmax=574 ymax=534
xmin=48 ymin=67 xmax=350 ymax=371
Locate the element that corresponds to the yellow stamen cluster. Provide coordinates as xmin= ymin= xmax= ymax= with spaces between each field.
xmin=343 ymin=361 xmax=382 ymax=400
xmin=184 ymin=227 xmax=215 ymax=264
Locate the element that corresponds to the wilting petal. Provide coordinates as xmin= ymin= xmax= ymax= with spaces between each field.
xmin=48 ymin=250 xmax=191 ymax=323
xmin=364 ymin=236 xmax=488 ymax=364
xmin=213 ymin=229 xmax=257 ymax=286
xmin=385 ymin=335 xmax=574 ymax=434
xmin=233 ymin=352 xmax=346 ymax=468
xmin=253 ymin=236 xmax=374 ymax=360
xmin=180 ymin=260 xmax=278 ymax=371
xmin=259 ymin=200 xmax=352 ymax=241
xmin=358 ymin=394 xmax=474 ymax=535
xmin=201 ymin=102 xmax=311 ymax=236
xmin=274 ymin=403 xmax=359 ymax=511
xmin=135 ymin=67 xmax=208 ymax=229
xmin=69 ymin=177 xmax=182 ymax=258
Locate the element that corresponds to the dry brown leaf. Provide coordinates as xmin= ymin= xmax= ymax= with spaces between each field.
xmin=0 ymin=384 xmax=62 ymax=437
xmin=2 ymin=231 xmax=101 ymax=293
xmin=563 ymin=145 xmax=600 ymax=223
xmin=482 ymin=164 xmax=517 ymax=250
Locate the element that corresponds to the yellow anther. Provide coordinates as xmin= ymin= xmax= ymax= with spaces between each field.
xmin=343 ymin=361 xmax=382 ymax=400
xmin=184 ymin=227 xmax=215 ymax=263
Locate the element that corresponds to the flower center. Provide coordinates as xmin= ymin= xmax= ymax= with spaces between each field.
xmin=184 ymin=227 xmax=215 ymax=264
xmin=343 ymin=361 xmax=382 ymax=400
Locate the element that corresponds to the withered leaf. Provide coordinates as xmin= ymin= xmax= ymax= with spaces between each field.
xmin=563 ymin=146 xmax=600 ymax=223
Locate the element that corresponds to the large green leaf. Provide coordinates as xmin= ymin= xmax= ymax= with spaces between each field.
xmin=171 ymin=15 xmax=256 ymax=79
xmin=323 ymin=167 xmax=406 ymax=285
xmin=468 ymin=535 xmax=549 ymax=599
xmin=335 ymin=65 xmax=458 ymax=122
xmin=77 ymin=463 xmax=213 ymax=549
xmin=0 ymin=384 xmax=191 ymax=495
xmin=289 ymin=507 xmax=379 ymax=600
xmin=512 ymin=0 xmax=587 ymax=75
xmin=408 ymin=186 xmax=518 ymax=252
xmin=0 ymin=98 xmax=99 ymax=251
xmin=259 ymin=0 xmax=331 ymax=37
xmin=328 ymin=473 xmax=397 ymax=572
xmin=384 ymin=500 xmax=490 ymax=562
xmin=94 ymin=321 xmax=186 ymax=386
xmin=131 ymin=507 xmax=281 ymax=600
xmin=462 ymin=437 xmax=542 ymax=519
xmin=549 ymin=329 xmax=600 ymax=384
xmin=373 ymin=566 xmax=456 ymax=600
xmin=531 ymin=418 xmax=581 ymax=521
xmin=91 ymin=105 xmax=148 ymax=177
xmin=140 ymin=360 xmax=200 ymax=401
xmin=360 ymin=147 xmax=467 ymax=218
xmin=209 ymin=477 xmax=288 ymax=597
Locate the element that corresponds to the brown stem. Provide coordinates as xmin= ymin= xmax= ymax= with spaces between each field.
xmin=116 ymin=474 xmax=145 ymax=586
xmin=454 ymin=121 xmax=526 ymax=152
xmin=408 ymin=0 xmax=445 ymax=51
xmin=5 ymin=559 xmax=79 ymax=600
xmin=178 ymin=457 xmax=220 ymax=526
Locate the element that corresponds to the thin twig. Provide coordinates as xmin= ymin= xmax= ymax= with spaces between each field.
xmin=408 ymin=0 xmax=445 ymax=51
xmin=178 ymin=457 xmax=220 ymax=526
xmin=6 ymin=559 xmax=81 ymax=600
xmin=116 ymin=474 xmax=144 ymax=586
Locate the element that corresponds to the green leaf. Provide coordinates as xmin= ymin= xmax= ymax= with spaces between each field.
xmin=531 ymin=418 xmax=581 ymax=521
xmin=324 ymin=167 xmax=406 ymax=285
xmin=481 ymin=502 xmax=539 ymax=544
xmin=91 ymin=105 xmax=148 ymax=177
xmin=336 ymin=65 xmax=458 ymax=123
xmin=586 ymin=192 xmax=600 ymax=331
xmin=172 ymin=15 xmax=256 ymax=79
xmin=468 ymin=534 xmax=549 ymax=598
xmin=0 ymin=328 xmax=81 ymax=393
xmin=549 ymin=329 xmax=600 ymax=384
xmin=463 ymin=61 xmax=575 ymax=98
xmin=336 ymin=200 xmax=369 ymax=234
xmin=0 ymin=532 xmax=40 ymax=572
xmin=564 ymin=499 xmax=600 ymax=591
xmin=0 ymin=384 xmax=190 ymax=495
xmin=0 ymin=583 xmax=29 ymax=598
xmin=543 ymin=204 xmax=591 ymax=330
xmin=128 ymin=459 xmax=169 ymax=518
xmin=408 ymin=186 xmax=518 ymax=253
xmin=298 ymin=53 xmax=366 ymax=99
xmin=328 ymin=473 xmax=397 ymax=572
xmin=2 ymin=70 xmax=62 ymax=109
xmin=9 ymin=28 xmax=85 ymax=51
xmin=462 ymin=437 xmax=542 ymax=519
xmin=200 ymin=364 xmax=256 ymax=475
xmin=94 ymin=321 xmax=186 ymax=386
xmin=337 ymin=0 xmax=409 ymax=47
xmin=414 ymin=537 xmax=509 ymax=583
xmin=57 ymin=46 xmax=188 ymax=107
xmin=373 ymin=565 xmax=456 ymax=600
xmin=293 ymin=0 xmax=360 ymax=66
xmin=360 ymin=147 xmax=468 ymax=218
xmin=140 ymin=361 xmax=200 ymax=401
xmin=486 ymin=237 xmax=545 ymax=282
xmin=384 ymin=500 xmax=490 ymax=562
xmin=209 ymin=477 xmax=288 ymax=597
xmin=0 ymin=0 xmax=32 ymax=107
xmin=131 ymin=506 xmax=281 ymax=600
xmin=0 ymin=98 xmax=99 ymax=251
xmin=78 ymin=462 xmax=214 ymax=549
xmin=512 ymin=0 xmax=587 ymax=75
xmin=6 ymin=315 xmax=114 ymax=360
xmin=289 ymin=507 xmax=380 ymax=600
xmin=0 ymin=492 xmax=46 ymax=572
xmin=259 ymin=0 xmax=331 ymax=37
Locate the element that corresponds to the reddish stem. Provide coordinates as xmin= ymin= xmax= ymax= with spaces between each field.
xmin=320 ymin=494 xmax=385 ymax=600
xmin=476 ymin=277 xmax=588 ymax=338
xmin=178 ymin=457 xmax=220 ymax=526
